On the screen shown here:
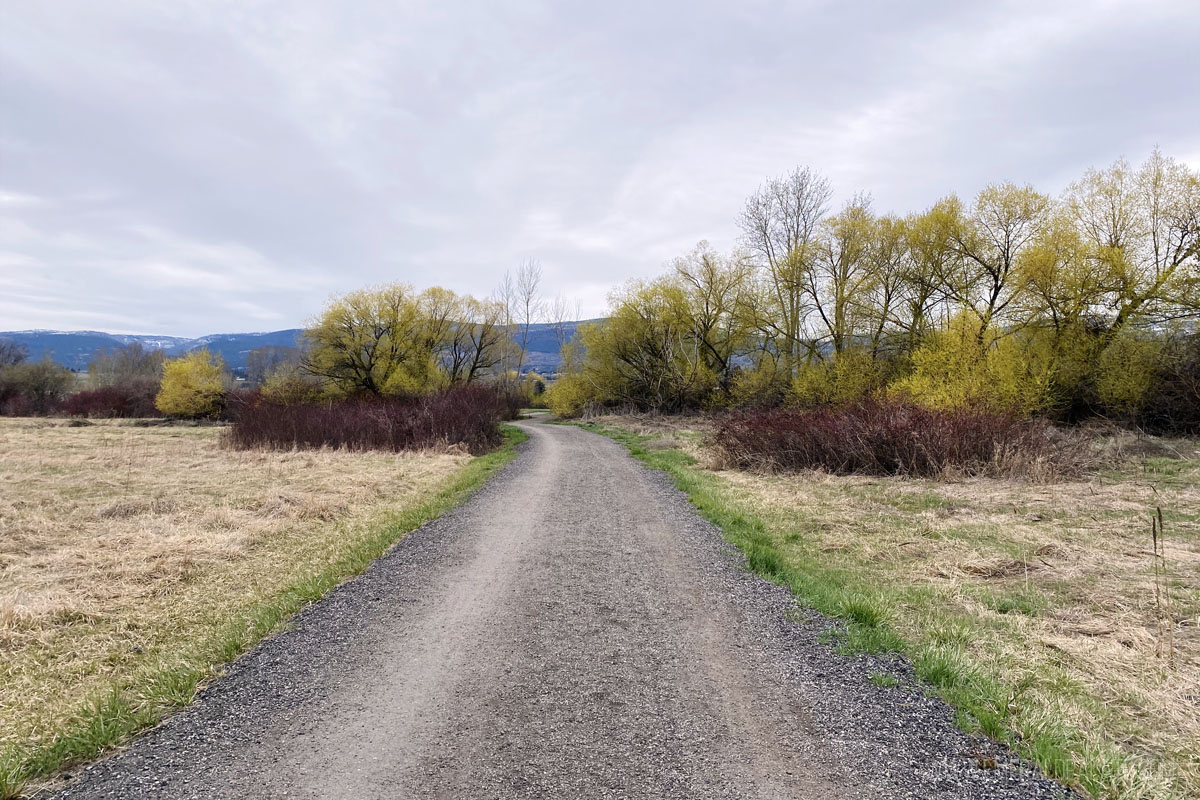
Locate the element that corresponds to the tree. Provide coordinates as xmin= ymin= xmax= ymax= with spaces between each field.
xmin=245 ymin=346 xmax=301 ymax=386
xmin=0 ymin=339 xmax=27 ymax=367
xmin=302 ymin=283 xmax=437 ymax=396
xmin=807 ymin=193 xmax=876 ymax=357
xmin=156 ymin=350 xmax=227 ymax=418
xmin=739 ymin=166 xmax=833 ymax=375
xmin=942 ymin=184 xmax=1051 ymax=339
xmin=863 ymin=213 xmax=913 ymax=358
xmin=1 ymin=358 xmax=74 ymax=414
xmin=88 ymin=342 xmax=164 ymax=388
xmin=578 ymin=278 xmax=706 ymax=411
xmin=1067 ymin=149 xmax=1200 ymax=332
xmin=548 ymin=295 xmax=582 ymax=373
xmin=672 ymin=241 xmax=753 ymax=396
xmin=513 ymin=259 xmax=543 ymax=378
xmin=452 ymin=296 xmax=508 ymax=384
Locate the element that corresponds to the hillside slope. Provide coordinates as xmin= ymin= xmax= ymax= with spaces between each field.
xmin=0 ymin=321 xmax=598 ymax=373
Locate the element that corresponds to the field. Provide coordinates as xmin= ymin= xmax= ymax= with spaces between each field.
xmin=583 ymin=414 xmax=1200 ymax=800
xmin=0 ymin=418 xmax=516 ymax=796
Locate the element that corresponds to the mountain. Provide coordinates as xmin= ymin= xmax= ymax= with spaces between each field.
xmin=0 ymin=329 xmax=304 ymax=372
xmin=0 ymin=321 xmax=600 ymax=373
xmin=515 ymin=320 xmax=597 ymax=372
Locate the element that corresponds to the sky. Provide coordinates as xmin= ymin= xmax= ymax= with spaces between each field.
xmin=1 ymin=0 xmax=1198 ymax=337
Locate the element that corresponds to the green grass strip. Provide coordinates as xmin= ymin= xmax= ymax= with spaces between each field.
xmin=0 ymin=426 xmax=527 ymax=800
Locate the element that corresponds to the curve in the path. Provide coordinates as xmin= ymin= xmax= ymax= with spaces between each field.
xmin=46 ymin=417 xmax=1073 ymax=800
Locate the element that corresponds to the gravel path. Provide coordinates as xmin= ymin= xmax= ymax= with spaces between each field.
xmin=45 ymin=417 xmax=1074 ymax=799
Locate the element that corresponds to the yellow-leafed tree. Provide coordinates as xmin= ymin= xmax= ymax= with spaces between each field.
xmin=302 ymin=283 xmax=443 ymax=397
xmin=155 ymin=349 xmax=227 ymax=418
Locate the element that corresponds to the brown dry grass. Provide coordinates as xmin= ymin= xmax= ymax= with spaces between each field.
xmin=0 ymin=418 xmax=468 ymax=755
xmin=593 ymin=414 xmax=1200 ymax=799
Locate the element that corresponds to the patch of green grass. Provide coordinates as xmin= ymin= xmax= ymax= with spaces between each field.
xmin=869 ymin=672 xmax=901 ymax=688
xmin=0 ymin=426 xmax=526 ymax=800
xmin=839 ymin=593 xmax=889 ymax=628
xmin=913 ymin=644 xmax=973 ymax=689
xmin=976 ymin=586 xmax=1049 ymax=617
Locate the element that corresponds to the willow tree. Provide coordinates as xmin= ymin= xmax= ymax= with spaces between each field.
xmin=671 ymin=241 xmax=753 ymax=397
xmin=941 ymin=183 xmax=1051 ymax=339
xmin=302 ymin=283 xmax=439 ymax=396
xmin=1067 ymin=149 xmax=1200 ymax=332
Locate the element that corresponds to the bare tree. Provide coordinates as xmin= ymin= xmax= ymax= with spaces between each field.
xmin=738 ymin=166 xmax=833 ymax=375
xmin=88 ymin=341 xmax=165 ymax=387
xmin=0 ymin=339 xmax=28 ymax=368
xmin=494 ymin=270 xmax=517 ymax=381
xmin=513 ymin=258 xmax=543 ymax=377
xmin=245 ymin=346 xmax=301 ymax=386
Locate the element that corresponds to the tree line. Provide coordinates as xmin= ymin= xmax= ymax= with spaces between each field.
xmin=546 ymin=149 xmax=1200 ymax=430
xmin=0 ymin=261 xmax=558 ymax=418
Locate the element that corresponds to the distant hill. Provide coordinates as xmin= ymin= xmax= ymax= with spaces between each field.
xmin=0 ymin=321 xmax=600 ymax=374
xmin=516 ymin=320 xmax=597 ymax=372
xmin=0 ymin=329 xmax=305 ymax=372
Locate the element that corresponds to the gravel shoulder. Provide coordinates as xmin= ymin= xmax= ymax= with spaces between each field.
xmin=43 ymin=417 xmax=1074 ymax=799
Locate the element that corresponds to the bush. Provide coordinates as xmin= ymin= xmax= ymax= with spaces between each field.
xmin=1094 ymin=331 xmax=1163 ymax=421
xmin=1141 ymin=333 xmax=1200 ymax=434
xmin=710 ymin=400 xmax=1069 ymax=478
xmin=64 ymin=382 xmax=161 ymax=418
xmin=226 ymin=385 xmax=514 ymax=454
xmin=790 ymin=349 xmax=885 ymax=408
xmin=543 ymin=373 xmax=595 ymax=418
xmin=260 ymin=368 xmax=324 ymax=405
xmin=0 ymin=359 xmax=74 ymax=415
xmin=156 ymin=350 xmax=226 ymax=418
xmin=894 ymin=315 xmax=1056 ymax=415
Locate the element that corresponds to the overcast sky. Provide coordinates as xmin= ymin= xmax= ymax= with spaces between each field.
xmin=2 ymin=0 xmax=1198 ymax=336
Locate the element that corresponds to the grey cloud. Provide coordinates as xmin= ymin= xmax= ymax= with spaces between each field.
xmin=1 ymin=0 xmax=1197 ymax=335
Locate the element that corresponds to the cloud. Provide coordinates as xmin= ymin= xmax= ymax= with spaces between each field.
xmin=1 ymin=0 xmax=1197 ymax=335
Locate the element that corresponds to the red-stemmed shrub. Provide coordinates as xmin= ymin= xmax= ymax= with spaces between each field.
xmin=226 ymin=385 xmax=516 ymax=454
xmin=64 ymin=383 xmax=161 ymax=418
xmin=711 ymin=400 xmax=1072 ymax=478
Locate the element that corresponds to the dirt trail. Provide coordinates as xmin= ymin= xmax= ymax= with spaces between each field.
xmin=48 ymin=417 xmax=1071 ymax=799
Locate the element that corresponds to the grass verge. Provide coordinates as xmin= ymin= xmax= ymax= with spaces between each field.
xmin=0 ymin=424 xmax=526 ymax=799
xmin=576 ymin=420 xmax=1198 ymax=800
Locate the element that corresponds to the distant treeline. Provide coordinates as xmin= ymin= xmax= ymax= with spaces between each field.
xmin=0 ymin=261 xmax=575 ymax=418
xmin=546 ymin=150 xmax=1200 ymax=432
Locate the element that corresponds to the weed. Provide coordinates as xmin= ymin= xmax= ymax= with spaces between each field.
xmin=1152 ymin=507 xmax=1176 ymax=668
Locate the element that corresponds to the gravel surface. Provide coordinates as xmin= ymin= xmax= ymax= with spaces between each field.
xmin=43 ymin=417 xmax=1076 ymax=799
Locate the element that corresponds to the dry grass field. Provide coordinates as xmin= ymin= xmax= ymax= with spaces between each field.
xmin=0 ymin=418 xmax=488 ymax=794
xmin=586 ymin=414 xmax=1200 ymax=800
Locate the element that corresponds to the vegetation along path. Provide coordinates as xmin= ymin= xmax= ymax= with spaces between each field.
xmin=49 ymin=416 xmax=1072 ymax=799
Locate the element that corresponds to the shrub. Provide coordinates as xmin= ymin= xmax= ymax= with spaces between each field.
xmin=64 ymin=383 xmax=161 ymax=418
xmin=260 ymin=367 xmax=324 ymax=405
xmin=226 ymin=385 xmax=513 ymax=454
xmin=1094 ymin=331 xmax=1163 ymax=421
xmin=156 ymin=350 xmax=227 ymax=418
xmin=710 ymin=399 xmax=1070 ymax=478
xmin=894 ymin=315 xmax=1056 ymax=415
xmin=1142 ymin=334 xmax=1200 ymax=433
xmin=0 ymin=359 xmax=74 ymax=415
xmin=790 ymin=349 xmax=885 ymax=408
xmin=543 ymin=373 xmax=595 ymax=418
